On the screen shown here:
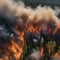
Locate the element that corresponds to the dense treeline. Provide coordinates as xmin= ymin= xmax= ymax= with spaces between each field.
xmin=15 ymin=0 xmax=60 ymax=8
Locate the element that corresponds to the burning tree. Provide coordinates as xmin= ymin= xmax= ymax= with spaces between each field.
xmin=45 ymin=41 xmax=56 ymax=60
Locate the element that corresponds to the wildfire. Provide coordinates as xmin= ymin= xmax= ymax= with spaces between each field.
xmin=0 ymin=0 xmax=60 ymax=60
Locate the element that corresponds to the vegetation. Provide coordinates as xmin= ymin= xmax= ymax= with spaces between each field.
xmin=20 ymin=39 xmax=60 ymax=60
xmin=58 ymin=46 xmax=60 ymax=54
